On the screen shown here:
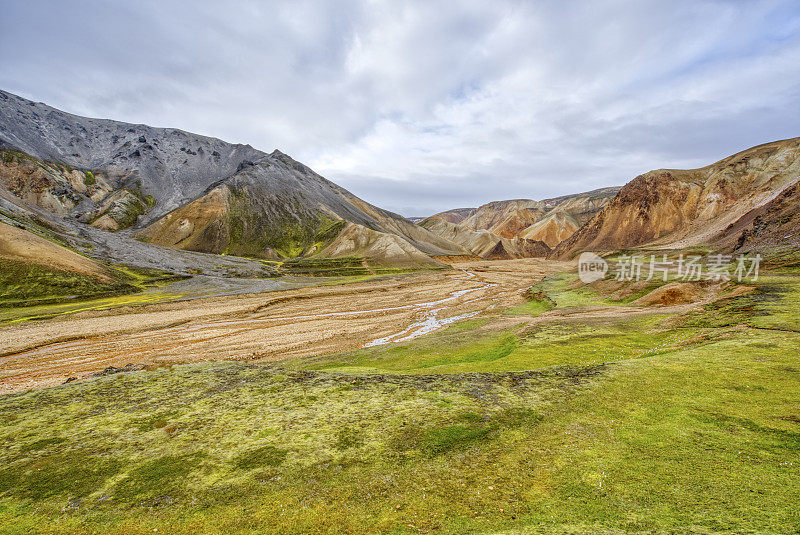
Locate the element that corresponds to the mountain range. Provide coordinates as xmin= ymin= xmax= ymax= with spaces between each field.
xmin=0 ymin=89 xmax=465 ymax=271
xmin=1 ymin=88 xmax=798 ymax=277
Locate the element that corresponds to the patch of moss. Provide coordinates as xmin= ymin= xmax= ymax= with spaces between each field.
xmin=232 ymin=445 xmax=288 ymax=469
xmin=0 ymin=259 xmax=139 ymax=308
xmin=19 ymin=437 xmax=66 ymax=453
xmin=0 ymin=452 xmax=121 ymax=502
xmin=128 ymin=411 xmax=178 ymax=431
xmin=113 ymin=453 xmax=205 ymax=505
xmin=420 ymin=424 xmax=492 ymax=456
xmin=333 ymin=427 xmax=363 ymax=451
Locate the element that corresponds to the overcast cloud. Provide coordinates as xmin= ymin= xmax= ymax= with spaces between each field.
xmin=1 ymin=0 xmax=799 ymax=215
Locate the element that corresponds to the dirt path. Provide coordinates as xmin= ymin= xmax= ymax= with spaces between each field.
xmin=0 ymin=259 xmax=568 ymax=393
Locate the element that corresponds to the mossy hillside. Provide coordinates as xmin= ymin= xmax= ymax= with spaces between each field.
xmin=0 ymin=207 xmax=77 ymax=250
xmin=89 ymin=182 xmax=156 ymax=230
xmin=0 ymin=362 xmax=596 ymax=533
xmin=1 ymin=325 xmax=799 ymax=533
xmin=504 ymin=287 xmax=557 ymax=316
xmin=282 ymin=256 xmax=372 ymax=276
xmin=225 ymin=187 xmax=347 ymax=260
xmin=282 ymin=256 xmax=414 ymax=277
xmin=0 ymin=263 xmax=186 ymax=323
xmin=0 ymin=148 xmax=147 ymax=229
xmin=293 ymin=313 xmax=717 ymax=375
xmin=679 ymin=274 xmax=800 ymax=332
xmin=0 ymin=147 xmax=38 ymax=166
xmin=0 ymin=259 xmax=139 ymax=308
xmin=528 ymin=272 xmax=638 ymax=308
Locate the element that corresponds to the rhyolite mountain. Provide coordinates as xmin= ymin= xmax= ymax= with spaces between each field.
xmin=0 ymin=89 xmax=467 ymax=267
xmin=419 ymin=187 xmax=619 ymax=259
xmin=551 ymin=137 xmax=800 ymax=259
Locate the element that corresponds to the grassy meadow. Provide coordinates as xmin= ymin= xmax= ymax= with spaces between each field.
xmin=0 ymin=265 xmax=798 ymax=533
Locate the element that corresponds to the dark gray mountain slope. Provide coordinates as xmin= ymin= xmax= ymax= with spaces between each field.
xmin=0 ymin=89 xmax=465 ymax=263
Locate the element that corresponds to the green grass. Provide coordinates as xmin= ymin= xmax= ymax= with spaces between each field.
xmin=1 ymin=268 xmax=799 ymax=533
xmin=0 ymin=326 xmax=798 ymax=533
xmin=529 ymin=272 xmax=653 ymax=308
xmin=0 ymin=259 xmax=139 ymax=308
xmin=283 ymin=256 xmax=416 ymax=277
xmin=0 ymin=262 xmax=186 ymax=324
xmin=293 ymin=314 xmax=712 ymax=374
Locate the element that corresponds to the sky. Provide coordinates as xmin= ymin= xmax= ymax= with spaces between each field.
xmin=1 ymin=1 xmax=799 ymax=216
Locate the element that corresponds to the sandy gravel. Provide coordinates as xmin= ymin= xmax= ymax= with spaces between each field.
xmin=0 ymin=259 xmax=569 ymax=393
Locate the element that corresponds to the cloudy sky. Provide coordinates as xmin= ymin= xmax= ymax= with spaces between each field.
xmin=2 ymin=0 xmax=799 ymax=215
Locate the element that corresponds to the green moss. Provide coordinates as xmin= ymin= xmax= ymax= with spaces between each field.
xmin=420 ymin=424 xmax=492 ymax=456
xmin=233 ymin=445 xmax=288 ymax=469
xmin=0 ymin=148 xmax=36 ymax=165
xmin=113 ymin=454 xmax=205 ymax=505
xmin=224 ymin=186 xmax=348 ymax=259
xmin=83 ymin=170 xmax=95 ymax=185
xmin=128 ymin=411 xmax=178 ymax=431
xmin=333 ymin=427 xmax=363 ymax=451
xmin=0 ymin=259 xmax=139 ymax=308
xmin=282 ymin=256 xmax=371 ymax=276
xmin=0 ymin=262 xmax=187 ymax=323
xmin=0 ymin=452 xmax=121 ymax=502
xmin=18 ymin=437 xmax=66 ymax=453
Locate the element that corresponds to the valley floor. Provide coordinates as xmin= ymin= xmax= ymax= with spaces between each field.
xmin=0 ymin=258 xmax=798 ymax=533
xmin=0 ymin=259 xmax=566 ymax=393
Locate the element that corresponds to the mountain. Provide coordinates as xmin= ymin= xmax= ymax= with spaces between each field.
xmin=424 ymin=207 xmax=476 ymax=225
xmin=551 ymin=138 xmax=800 ymax=259
xmin=419 ymin=217 xmax=550 ymax=259
xmin=134 ymin=149 xmax=467 ymax=262
xmin=419 ymin=187 xmax=618 ymax=258
xmin=458 ymin=188 xmax=619 ymax=243
xmin=0 ymin=89 xmax=466 ymax=268
xmin=718 ymin=181 xmax=800 ymax=254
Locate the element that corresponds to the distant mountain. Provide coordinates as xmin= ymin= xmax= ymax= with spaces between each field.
xmin=551 ymin=138 xmax=800 ymax=259
xmin=0 ymin=90 xmax=466 ymax=268
xmin=420 ymin=187 xmax=618 ymax=259
xmin=419 ymin=217 xmax=550 ymax=259
xmin=423 ymin=207 xmax=476 ymax=225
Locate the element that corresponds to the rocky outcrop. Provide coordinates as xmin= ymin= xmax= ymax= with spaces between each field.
xmin=425 ymin=207 xmax=476 ymax=225
xmin=717 ymin=180 xmax=800 ymax=253
xmin=317 ymin=222 xmax=444 ymax=268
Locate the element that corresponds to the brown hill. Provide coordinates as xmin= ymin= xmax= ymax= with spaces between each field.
xmin=420 ymin=187 xmax=618 ymax=255
xmin=419 ymin=217 xmax=550 ymax=259
xmin=551 ymin=138 xmax=800 ymax=259
xmin=717 ymin=180 xmax=800 ymax=254
xmin=425 ymin=207 xmax=476 ymax=225
xmin=0 ymin=221 xmax=112 ymax=281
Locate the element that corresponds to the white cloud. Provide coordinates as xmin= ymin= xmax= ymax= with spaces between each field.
xmin=1 ymin=0 xmax=798 ymax=215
